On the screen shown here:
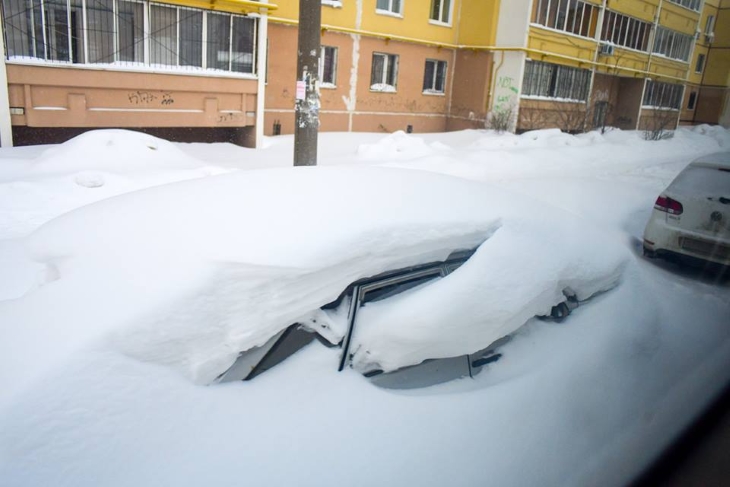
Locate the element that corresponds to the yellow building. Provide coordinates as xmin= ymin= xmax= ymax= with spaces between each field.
xmin=0 ymin=0 xmax=728 ymax=147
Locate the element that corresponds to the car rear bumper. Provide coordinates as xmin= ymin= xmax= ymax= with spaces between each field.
xmin=644 ymin=214 xmax=730 ymax=266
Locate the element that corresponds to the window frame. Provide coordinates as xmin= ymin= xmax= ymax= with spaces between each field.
xmin=375 ymin=0 xmax=402 ymax=17
xmin=521 ymin=59 xmax=591 ymax=103
xmin=695 ymin=52 xmax=706 ymax=74
xmin=642 ymin=80 xmax=684 ymax=110
xmin=667 ymin=0 xmax=701 ymax=12
xmin=370 ymin=51 xmax=398 ymax=92
xmin=319 ymin=45 xmax=337 ymax=87
xmin=422 ymin=58 xmax=447 ymax=95
xmin=1 ymin=0 xmax=258 ymax=76
xmin=429 ymin=0 xmax=451 ymax=25
xmin=600 ymin=10 xmax=652 ymax=52
xmin=652 ymin=26 xmax=693 ymax=62
xmin=532 ymin=0 xmax=599 ymax=39
xmin=687 ymin=91 xmax=697 ymax=111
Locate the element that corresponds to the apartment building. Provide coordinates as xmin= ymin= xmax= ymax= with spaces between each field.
xmin=511 ymin=0 xmax=730 ymax=133
xmin=0 ymin=0 xmax=728 ymax=147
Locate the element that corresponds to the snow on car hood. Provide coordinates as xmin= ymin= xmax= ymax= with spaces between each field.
xmin=3 ymin=166 xmax=628 ymax=388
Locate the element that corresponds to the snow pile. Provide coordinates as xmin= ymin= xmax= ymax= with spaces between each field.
xmin=32 ymin=129 xmax=206 ymax=175
xmin=0 ymin=130 xmax=232 ymax=238
xmin=357 ymin=130 xmax=436 ymax=161
xmin=5 ymin=166 xmax=627 ymax=388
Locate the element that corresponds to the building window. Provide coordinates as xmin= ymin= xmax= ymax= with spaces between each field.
xmin=371 ymin=52 xmax=398 ymax=91
xmin=423 ymin=59 xmax=446 ymax=94
xmin=429 ymin=0 xmax=451 ymax=24
xmin=521 ymin=60 xmax=591 ymax=102
xmin=667 ymin=0 xmax=701 ymax=12
xmin=320 ymin=45 xmax=337 ymax=86
xmin=601 ymin=10 xmax=652 ymax=51
xmin=652 ymin=27 xmax=693 ymax=62
xmin=533 ymin=0 xmax=598 ymax=38
xmin=376 ymin=0 xmax=401 ymax=15
xmin=1 ymin=0 xmax=257 ymax=74
xmin=695 ymin=53 xmax=706 ymax=73
xmin=643 ymin=80 xmax=683 ymax=110
xmin=704 ymin=14 xmax=715 ymax=42
xmin=687 ymin=91 xmax=697 ymax=110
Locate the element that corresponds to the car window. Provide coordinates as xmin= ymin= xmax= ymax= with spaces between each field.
xmin=668 ymin=166 xmax=730 ymax=197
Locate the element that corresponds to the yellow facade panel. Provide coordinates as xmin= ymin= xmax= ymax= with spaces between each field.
xmin=650 ymin=57 xmax=690 ymax=81
xmin=605 ymin=0 xmax=658 ymax=23
xmin=704 ymin=49 xmax=730 ymax=87
xmin=528 ymin=27 xmax=597 ymax=66
xmin=457 ymin=0 xmax=499 ymax=46
xmin=688 ymin=46 xmax=709 ymax=84
xmin=713 ymin=8 xmax=730 ymax=46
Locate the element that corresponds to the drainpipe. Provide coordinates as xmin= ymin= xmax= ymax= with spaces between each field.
xmin=0 ymin=14 xmax=13 ymax=147
xmin=255 ymin=6 xmax=269 ymax=148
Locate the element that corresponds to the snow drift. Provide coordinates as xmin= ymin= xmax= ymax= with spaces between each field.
xmin=4 ymin=165 xmax=629 ymax=386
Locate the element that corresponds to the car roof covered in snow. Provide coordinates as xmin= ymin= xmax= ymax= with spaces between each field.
xmin=690 ymin=151 xmax=730 ymax=170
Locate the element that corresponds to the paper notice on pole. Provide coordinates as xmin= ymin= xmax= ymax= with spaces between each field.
xmin=296 ymin=81 xmax=306 ymax=100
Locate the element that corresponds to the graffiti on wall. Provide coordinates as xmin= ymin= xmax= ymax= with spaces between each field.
xmin=128 ymin=91 xmax=175 ymax=106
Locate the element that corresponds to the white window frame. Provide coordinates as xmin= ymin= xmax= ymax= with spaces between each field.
xmin=1 ymin=0 xmax=257 ymax=75
xmin=422 ymin=58 xmax=447 ymax=94
xmin=667 ymin=0 xmax=701 ymax=12
xmin=652 ymin=26 xmax=692 ymax=62
xmin=375 ymin=0 xmax=402 ymax=16
xmin=601 ymin=10 xmax=651 ymax=52
xmin=319 ymin=45 xmax=337 ymax=87
xmin=321 ymin=0 xmax=342 ymax=7
xmin=533 ymin=0 xmax=599 ymax=39
xmin=429 ymin=0 xmax=452 ymax=25
xmin=642 ymin=80 xmax=683 ymax=110
xmin=370 ymin=52 xmax=398 ymax=92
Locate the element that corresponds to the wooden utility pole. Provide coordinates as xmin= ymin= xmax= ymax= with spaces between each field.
xmin=293 ymin=0 xmax=321 ymax=166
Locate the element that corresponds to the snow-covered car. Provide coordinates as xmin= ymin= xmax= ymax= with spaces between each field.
xmin=643 ymin=152 xmax=730 ymax=267
xmin=7 ymin=165 xmax=627 ymax=393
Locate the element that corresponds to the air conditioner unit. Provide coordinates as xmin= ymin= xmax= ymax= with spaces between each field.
xmin=599 ymin=43 xmax=615 ymax=56
xmin=705 ymin=32 xmax=715 ymax=43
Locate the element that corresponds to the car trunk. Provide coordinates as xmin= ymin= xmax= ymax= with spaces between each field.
xmin=665 ymin=165 xmax=730 ymax=260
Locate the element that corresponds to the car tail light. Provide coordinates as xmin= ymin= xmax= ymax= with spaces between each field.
xmin=654 ymin=196 xmax=683 ymax=215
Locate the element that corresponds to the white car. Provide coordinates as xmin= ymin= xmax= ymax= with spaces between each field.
xmin=643 ymin=152 xmax=730 ymax=267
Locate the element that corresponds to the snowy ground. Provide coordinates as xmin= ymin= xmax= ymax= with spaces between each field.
xmin=1 ymin=127 xmax=729 ymax=487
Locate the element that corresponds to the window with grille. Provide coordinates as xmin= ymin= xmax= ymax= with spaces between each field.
xmin=423 ymin=59 xmax=446 ymax=94
xmin=320 ymin=45 xmax=337 ymax=86
xmin=376 ymin=0 xmax=401 ymax=15
xmin=667 ymin=0 xmax=701 ymax=12
xmin=370 ymin=52 xmax=398 ymax=91
xmin=1 ymin=0 xmax=257 ymax=74
xmin=533 ymin=0 xmax=598 ymax=38
xmin=429 ymin=0 xmax=450 ymax=24
xmin=521 ymin=60 xmax=591 ymax=102
xmin=652 ymin=27 xmax=693 ymax=62
xmin=643 ymin=80 xmax=683 ymax=110
xmin=601 ymin=10 xmax=652 ymax=51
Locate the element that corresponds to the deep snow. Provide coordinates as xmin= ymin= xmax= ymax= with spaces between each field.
xmin=1 ymin=126 xmax=729 ymax=487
